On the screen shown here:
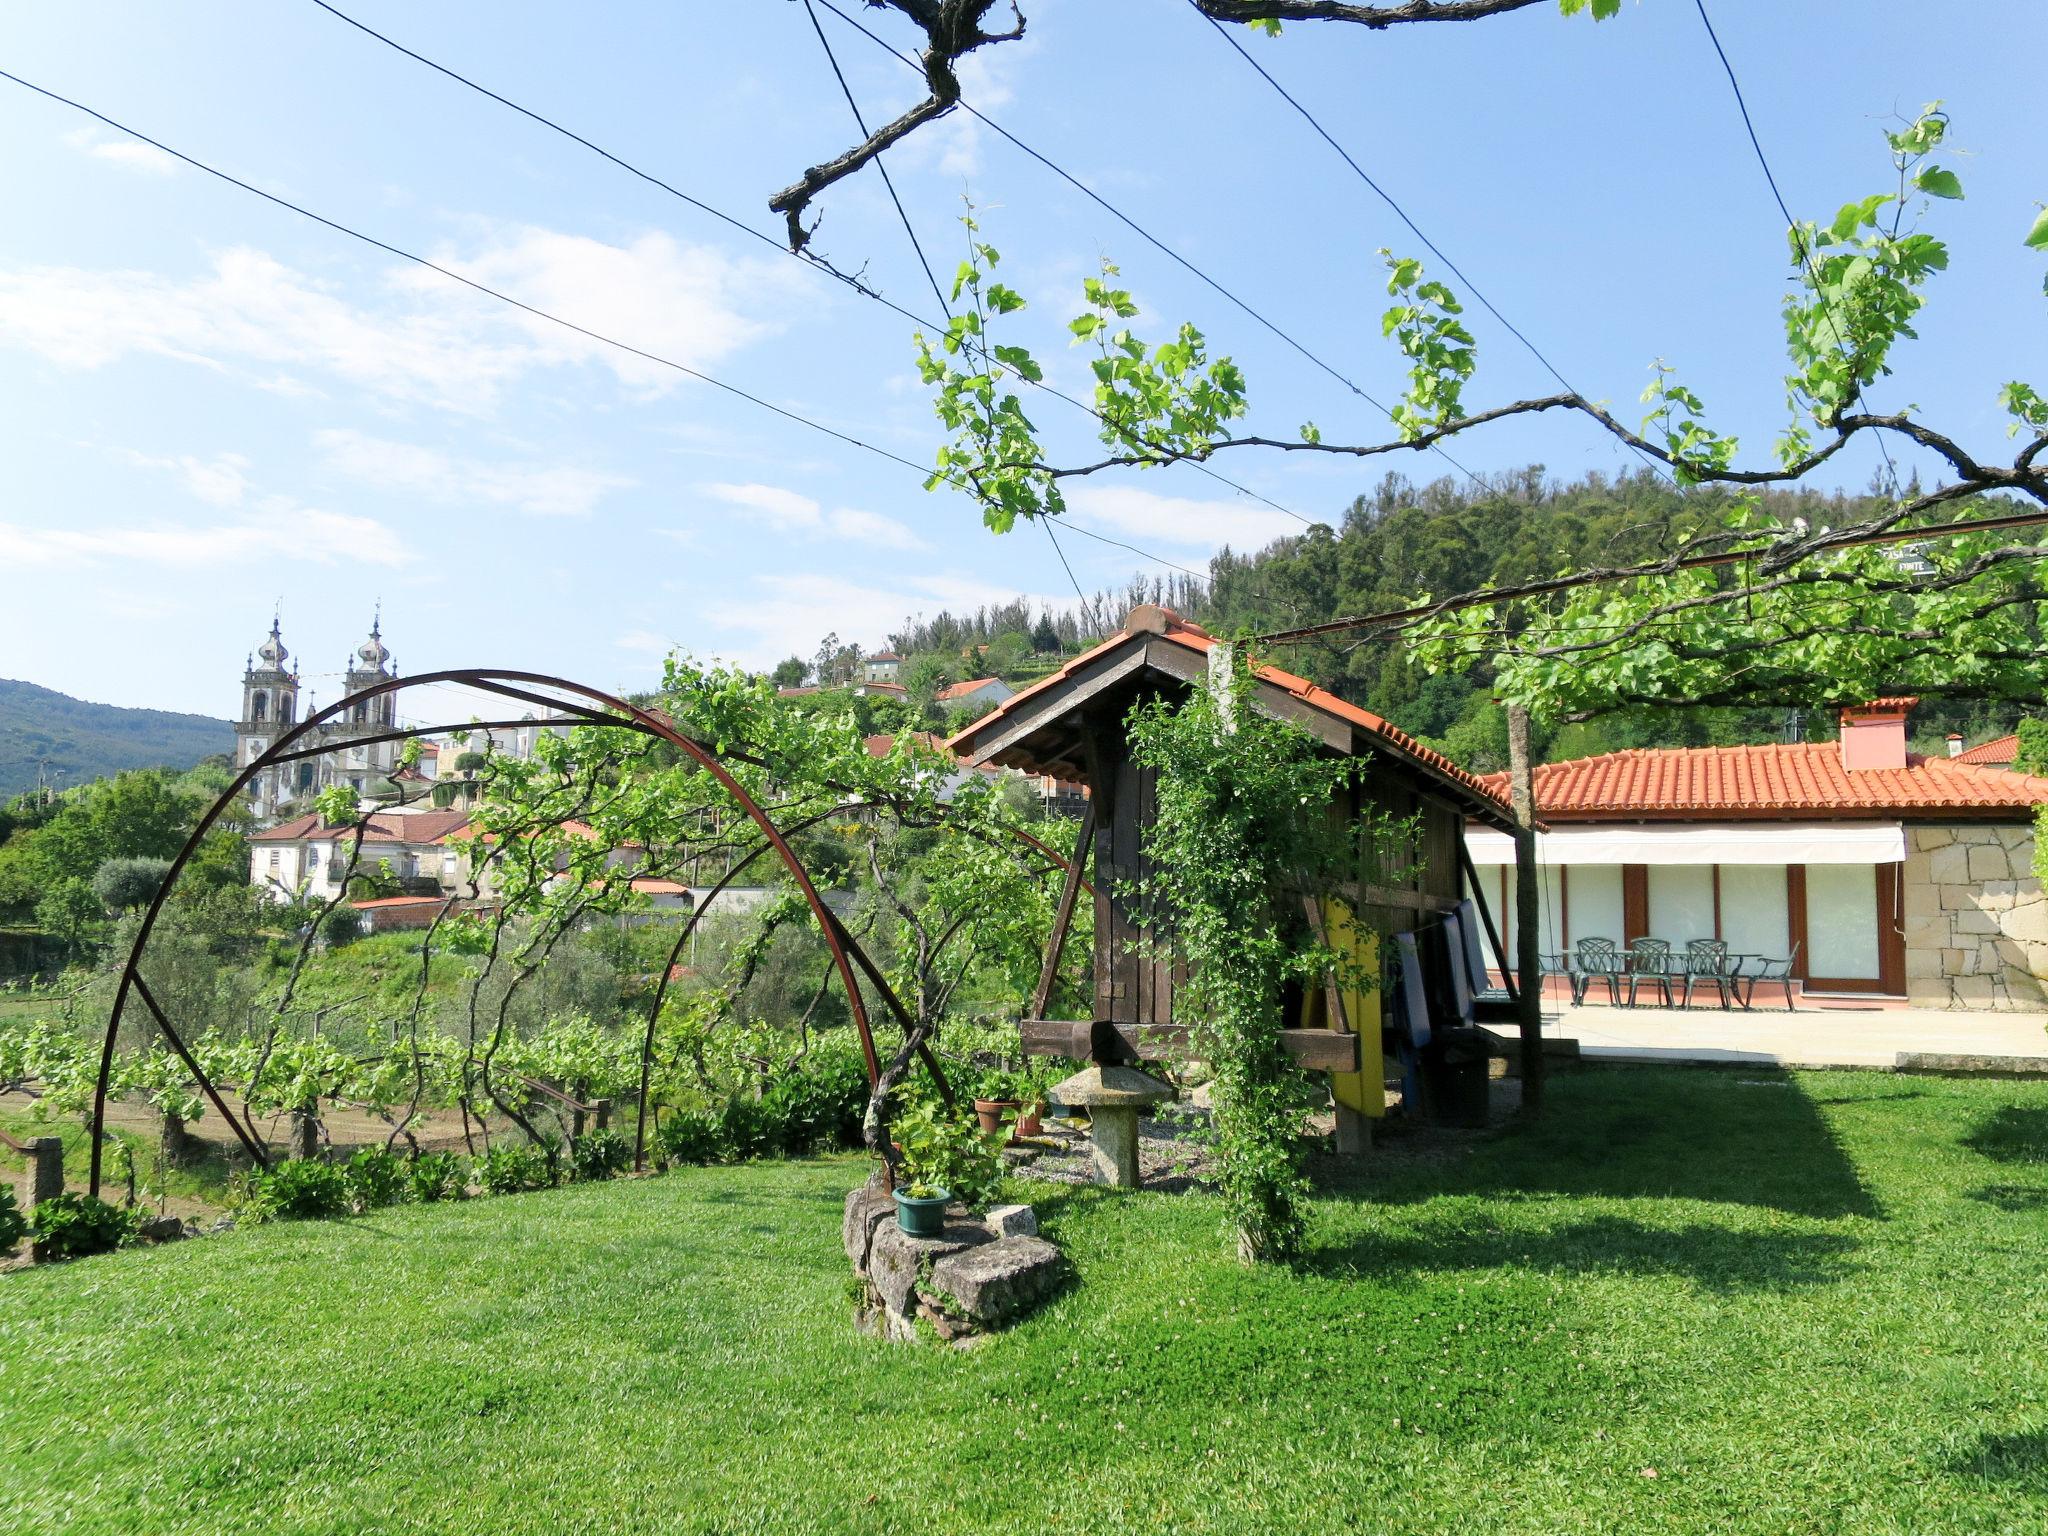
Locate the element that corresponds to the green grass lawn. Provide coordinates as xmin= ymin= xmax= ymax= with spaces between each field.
xmin=5 ymin=1066 xmax=2047 ymax=1535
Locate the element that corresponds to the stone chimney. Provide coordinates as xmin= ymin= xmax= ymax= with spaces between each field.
xmin=1947 ymin=732 xmax=1965 ymax=757
xmin=1838 ymin=697 xmax=1916 ymax=772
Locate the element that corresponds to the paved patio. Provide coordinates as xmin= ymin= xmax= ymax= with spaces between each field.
xmin=1545 ymin=1001 xmax=2048 ymax=1070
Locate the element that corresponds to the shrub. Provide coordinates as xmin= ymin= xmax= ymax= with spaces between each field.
xmin=715 ymin=1095 xmax=779 ymax=1161
xmin=408 ymin=1150 xmax=468 ymax=1203
xmin=0 ymin=1187 xmax=24 ymax=1256
xmin=571 ymin=1129 xmax=631 ymax=1183
xmin=27 ymin=1192 xmax=138 ymax=1260
xmin=763 ymin=1037 xmax=870 ymax=1152
xmin=246 ymin=1158 xmax=351 ymax=1222
xmin=343 ymin=1147 xmax=408 ymax=1211
xmin=653 ymin=1109 xmax=723 ymax=1169
xmin=892 ymin=1096 xmax=1003 ymax=1208
xmin=474 ymin=1144 xmax=554 ymax=1196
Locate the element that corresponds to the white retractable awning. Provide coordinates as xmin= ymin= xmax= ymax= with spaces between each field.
xmin=1464 ymin=820 xmax=1905 ymax=867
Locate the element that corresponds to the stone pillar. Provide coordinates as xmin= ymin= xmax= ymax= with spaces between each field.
xmin=288 ymin=1109 xmax=319 ymax=1161
xmin=1051 ymin=1064 xmax=1174 ymax=1189
xmin=24 ymin=1137 xmax=64 ymax=1212
xmin=24 ymin=1137 xmax=65 ymax=1263
xmin=1333 ymin=1102 xmax=1372 ymax=1156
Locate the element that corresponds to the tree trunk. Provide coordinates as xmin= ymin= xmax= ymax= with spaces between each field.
xmin=1507 ymin=703 xmax=1545 ymax=1115
xmin=160 ymin=1110 xmax=193 ymax=1167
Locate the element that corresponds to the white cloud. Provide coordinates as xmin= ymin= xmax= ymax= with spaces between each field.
xmin=825 ymin=506 xmax=928 ymax=551
xmin=615 ymin=629 xmax=676 ymax=655
xmin=0 ymin=227 xmax=783 ymax=413
xmin=0 ymin=507 xmax=413 ymax=571
xmin=113 ymin=449 xmax=252 ymax=507
xmin=703 ymin=571 xmax=1064 ymax=669
xmin=64 ymin=127 xmax=179 ymax=176
xmin=0 ymin=248 xmax=534 ymax=412
xmin=703 ymin=481 xmax=820 ymax=530
xmin=1065 ymin=485 xmax=1306 ymax=554
xmin=313 ymin=428 xmax=634 ymax=517
xmin=407 ymin=226 xmax=791 ymax=395
xmin=699 ymin=482 xmax=927 ymax=549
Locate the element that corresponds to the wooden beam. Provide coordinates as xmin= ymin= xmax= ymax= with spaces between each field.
xmin=1142 ymin=639 xmax=1352 ymax=753
xmin=1020 ymin=1020 xmax=1359 ymax=1073
xmin=951 ymin=640 xmax=1151 ymax=769
xmin=1334 ymin=880 xmax=1459 ymax=915
xmin=1029 ymin=801 xmax=1094 ymax=1021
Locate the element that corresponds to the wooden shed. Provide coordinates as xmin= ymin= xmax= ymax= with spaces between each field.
xmin=945 ymin=604 xmax=1519 ymax=1135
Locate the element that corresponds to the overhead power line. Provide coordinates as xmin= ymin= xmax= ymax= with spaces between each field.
xmin=3 ymin=68 xmax=1282 ymax=604
xmin=1690 ymin=0 xmax=1903 ymax=497
xmin=307 ymin=0 xmax=1313 ymax=533
xmin=797 ymin=0 xmax=952 ymax=319
xmin=1197 ymin=8 xmax=1674 ymax=489
xmin=806 ymin=0 xmax=1494 ymax=497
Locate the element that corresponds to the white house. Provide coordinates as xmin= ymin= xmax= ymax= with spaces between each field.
xmin=1467 ymin=699 xmax=2048 ymax=1010
xmin=248 ymin=808 xmax=474 ymax=903
xmin=935 ymin=676 xmax=1014 ymax=715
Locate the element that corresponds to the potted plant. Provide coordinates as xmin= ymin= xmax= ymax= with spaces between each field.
xmin=971 ymin=1066 xmax=1021 ymax=1137
xmin=891 ymin=1097 xmax=1003 ymax=1236
xmin=1012 ymin=1059 xmax=1060 ymax=1139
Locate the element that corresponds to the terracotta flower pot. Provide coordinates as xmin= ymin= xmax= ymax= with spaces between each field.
xmin=973 ymin=1098 xmax=1020 ymax=1136
xmin=1014 ymin=1102 xmax=1044 ymax=1138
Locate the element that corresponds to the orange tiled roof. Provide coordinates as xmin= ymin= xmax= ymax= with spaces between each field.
xmin=1956 ymin=733 xmax=2020 ymax=767
xmin=936 ymin=677 xmax=1003 ymax=701
xmin=1478 ymin=743 xmax=2048 ymax=819
xmin=945 ymin=608 xmax=1510 ymax=818
xmin=251 ymin=809 xmax=472 ymax=844
xmin=349 ymin=895 xmax=449 ymax=910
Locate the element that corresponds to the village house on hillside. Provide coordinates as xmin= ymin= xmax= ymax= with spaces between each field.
xmin=248 ymin=807 xmax=473 ymax=907
xmin=1467 ymin=698 xmax=2048 ymax=1010
xmin=935 ymin=676 xmax=1014 ymax=715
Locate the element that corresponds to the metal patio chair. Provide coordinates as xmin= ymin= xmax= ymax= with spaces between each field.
xmin=1571 ymin=937 xmax=1626 ymax=1006
xmin=1680 ymin=939 xmax=1736 ymax=1008
xmin=1624 ymin=937 xmax=1681 ymax=1007
xmin=1732 ymin=943 xmax=1802 ymax=1010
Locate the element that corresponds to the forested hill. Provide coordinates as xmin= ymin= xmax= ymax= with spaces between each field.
xmin=879 ymin=467 xmax=2026 ymax=774
xmin=0 ymin=679 xmax=231 ymax=797
xmin=1194 ymin=466 xmax=2020 ymax=770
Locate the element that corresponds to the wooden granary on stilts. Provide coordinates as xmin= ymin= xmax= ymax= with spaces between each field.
xmin=945 ymin=606 xmax=1522 ymax=1178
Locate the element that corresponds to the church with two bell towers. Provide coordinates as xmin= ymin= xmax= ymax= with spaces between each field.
xmin=235 ymin=613 xmax=405 ymax=823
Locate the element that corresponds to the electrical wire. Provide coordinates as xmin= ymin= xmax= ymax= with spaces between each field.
xmin=797 ymin=0 xmax=952 ymax=320
xmin=5 ymin=69 xmax=1281 ymax=608
xmin=807 ymin=0 xmax=1494 ymax=496
xmin=306 ymin=0 xmax=1313 ymax=532
xmin=1197 ymin=9 xmax=1675 ymax=488
xmin=1690 ymin=0 xmax=1903 ymax=498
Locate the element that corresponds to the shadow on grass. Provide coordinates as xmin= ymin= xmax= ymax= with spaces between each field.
xmin=1965 ymin=1183 xmax=2048 ymax=1212
xmin=1306 ymin=1212 xmax=1859 ymax=1293
xmin=1962 ymin=1107 xmax=2048 ymax=1167
xmin=1949 ymin=1427 xmax=2048 ymax=1493
xmin=1325 ymin=1066 xmax=1883 ymax=1220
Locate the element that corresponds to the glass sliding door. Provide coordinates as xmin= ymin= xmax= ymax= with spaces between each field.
xmin=1805 ymin=863 xmax=1882 ymax=984
xmin=1718 ymin=865 xmax=1790 ymax=962
xmin=1646 ymin=865 xmax=1716 ymax=947
xmin=1566 ymin=865 xmax=1625 ymax=950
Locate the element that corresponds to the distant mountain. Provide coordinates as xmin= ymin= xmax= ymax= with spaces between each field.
xmin=0 ymin=679 xmax=232 ymax=798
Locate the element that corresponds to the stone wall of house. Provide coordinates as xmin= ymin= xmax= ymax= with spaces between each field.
xmin=1902 ymin=824 xmax=2048 ymax=1010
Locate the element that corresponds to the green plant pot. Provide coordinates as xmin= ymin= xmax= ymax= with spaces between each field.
xmin=894 ymin=1188 xmax=951 ymax=1238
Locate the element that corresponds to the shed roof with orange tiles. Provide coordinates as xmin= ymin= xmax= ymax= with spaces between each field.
xmin=945 ymin=606 xmax=1512 ymax=824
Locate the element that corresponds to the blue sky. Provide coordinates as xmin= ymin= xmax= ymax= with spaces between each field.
xmin=2 ymin=0 xmax=2042 ymax=720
